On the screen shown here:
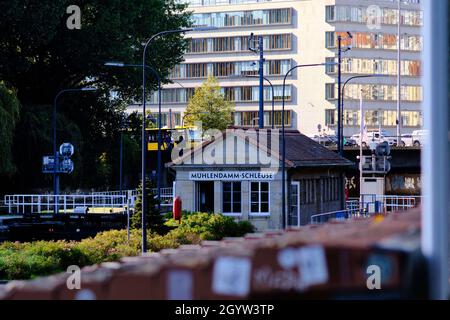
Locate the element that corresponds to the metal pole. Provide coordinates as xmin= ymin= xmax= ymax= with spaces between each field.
xmin=281 ymin=73 xmax=287 ymax=229
xmin=157 ymin=70 xmax=162 ymax=212
xmin=119 ymin=129 xmax=123 ymax=192
xmin=169 ymin=108 xmax=173 ymax=129
xmin=359 ymin=90 xmax=364 ymax=210
xmin=281 ymin=63 xmax=331 ymax=229
xmin=141 ymin=29 xmax=194 ymax=253
xmin=142 ymin=45 xmax=149 ymax=254
xmin=422 ymin=0 xmax=449 ymax=300
xmin=337 ymin=36 xmax=343 ymax=156
xmin=266 ymin=77 xmax=274 ymax=129
xmin=397 ymin=0 xmax=402 ymax=145
xmin=258 ymin=36 xmax=265 ymax=129
xmin=53 ymin=94 xmax=58 ymax=215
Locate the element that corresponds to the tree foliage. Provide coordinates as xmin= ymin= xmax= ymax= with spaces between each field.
xmin=131 ymin=178 xmax=163 ymax=233
xmin=184 ymin=76 xmax=235 ymax=133
xmin=0 ymin=82 xmax=20 ymax=176
xmin=0 ymin=0 xmax=192 ymax=192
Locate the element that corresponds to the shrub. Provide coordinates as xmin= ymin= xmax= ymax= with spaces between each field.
xmin=166 ymin=211 xmax=255 ymax=240
xmin=0 ymin=212 xmax=255 ymax=280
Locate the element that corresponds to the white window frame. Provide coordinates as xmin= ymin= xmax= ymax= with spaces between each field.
xmin=249 ymin=181 xmax=270 ymax=216
xmin=221 ymin=181 xmax=242 ymax=217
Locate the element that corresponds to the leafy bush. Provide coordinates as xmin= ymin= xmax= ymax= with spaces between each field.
xmin=166 ymin=212 xmax=254 ymax=240
xmin=0 ymin=212 xmax=254 ymax=280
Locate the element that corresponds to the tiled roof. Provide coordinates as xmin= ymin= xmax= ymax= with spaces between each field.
xmin=169 ymin=128 xmax=353 ymax=168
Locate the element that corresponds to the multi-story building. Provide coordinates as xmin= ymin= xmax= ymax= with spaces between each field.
xmin=129 ymin=0 xmax=422 ymax=137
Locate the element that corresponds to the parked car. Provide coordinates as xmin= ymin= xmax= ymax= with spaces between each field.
xmin=361 ymin=130 xmax=395 ymax=147
xmin=344 ymin=137 xmax=357 ymax=147
xmin=350 ymin=133 xmax=362 ymax=146
xmin=400 ymin=133 xmax=413 ymax=147
xmin=411 ymin=130 xmax=428 ymax=147
xmin=309 ymin=135 xmax=337 ymax=147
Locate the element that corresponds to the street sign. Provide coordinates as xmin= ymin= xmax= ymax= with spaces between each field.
xmin=43 ymin=142 xmax=75 ymax=174
xmin=60 ymin=158 xmax=74 ymax=174
xmin=42 ymin=156 xmax=74 ymax=174
xmin=42 ymin=156 xmax=56 ymax=173
xmin=60 ymin=143 xmax=74 ymax=157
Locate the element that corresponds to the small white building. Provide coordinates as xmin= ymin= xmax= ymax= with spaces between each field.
xmin=168 ymin=128 xmax=352 ymax=230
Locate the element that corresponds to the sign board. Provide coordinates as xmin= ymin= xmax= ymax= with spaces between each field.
xmin=189 ymin=171 xmax=276 ymax=181
xmin=42 ymin=156 xmax=56 ymax=173
xmin=60 ymin=143 xmax=74 ymax=157
xmin=60 ymin=158 xmax=74 ymax=174
xmin=42 ymin=156 xmax=74 ymax=174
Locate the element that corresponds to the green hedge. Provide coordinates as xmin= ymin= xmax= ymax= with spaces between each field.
xmin=0 ymin=212 xmax=254 ymax=280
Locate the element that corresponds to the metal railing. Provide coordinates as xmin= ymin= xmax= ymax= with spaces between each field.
xmin=3 ymin=194 xmax=128 ymax=215
xmin=311 ymin=195 xmax=421 ymax=224
xmin=92 ymin=187 xmax=174 ymax=208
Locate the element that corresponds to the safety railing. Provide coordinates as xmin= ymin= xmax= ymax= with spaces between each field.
xmin=93 ymin=187 xmax=174 ymax=208
xmin=310 ymin=209 xmax=367 ymax=224
xmin=3 ymin=194 xmax=128 ymax=215
xmin=311 ymin=195 xmax=421 ymax=224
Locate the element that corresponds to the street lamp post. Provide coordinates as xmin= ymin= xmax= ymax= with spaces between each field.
xmin=141 ymin=26 xmax=216 ymax=253
xmin=52 ymin=87 xmax=96 ymax=214
xmin=396 ymin=0 xmax=403 ymax=146
xmin=248 ymin=33 xmax=265 ymax=129
xmin=337 ymin=32 xmax=353 ymax=156
xmin=340 ymin=75 xmax=385 ymax=148
xmin=281 ymin=62 xmax=336 ymax=229
xmin=105 ymin=62 xmax=161 ymax=254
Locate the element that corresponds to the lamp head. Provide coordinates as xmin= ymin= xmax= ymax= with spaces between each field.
xmin=105 ymin=62 xmax=125 ymax=67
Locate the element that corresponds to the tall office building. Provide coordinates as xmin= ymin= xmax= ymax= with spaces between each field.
xmin=129 ymin=0 xmax=422 ymax=137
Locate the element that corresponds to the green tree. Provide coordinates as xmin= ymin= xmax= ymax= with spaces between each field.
xmin=0 ymin=82 xmax=20 ymax=176
xmin=0 ymin=0 xmax=192 ymax=192
xmin=131 ymin=178 xmax=163 ymax=233
xmin=184 ymin=76 xmax=235 ymax=133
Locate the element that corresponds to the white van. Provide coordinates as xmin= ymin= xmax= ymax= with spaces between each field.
xmin=411 ymin=130 xmax=428 ymax=147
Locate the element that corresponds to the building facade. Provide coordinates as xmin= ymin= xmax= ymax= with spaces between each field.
xmin=129 ymin=0 xmax=422 ymax=137
xmin=169 ymin=129 xmax=352 ymax=230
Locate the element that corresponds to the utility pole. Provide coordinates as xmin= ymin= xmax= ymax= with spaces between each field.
xmin=396 ymin=0 xmax=402 ymax=145
xmin=337 ymin=35 xmax=343 ymax=156
xmin=249 ymin=33 xmax=265 ymax=129
xmin=258 ymin=36 xmax=265 ymax=129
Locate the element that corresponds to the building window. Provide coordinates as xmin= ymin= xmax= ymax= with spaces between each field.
xmin=343 ymin=84 xmax=423 ymax=102
xmin=222 ymin=182 xmax=241 ymax=214
xmin=333 ymin=31 xmax=422 ymax=51
xmin=332 ymin=5 xmax=422 ymax=27
xmin=325 ymin=83 xmax=336 ymax=100
xmin=325 ymin=5 xmax=336 ymax=22
xmin=300 ymin=179 xmax=315 ymax=205
xmin=342 ymin=110 xmax=422 ymax=127
xmin=192 ymin=8 xmax=292 ymax=28
xmin=325 ymin=109 xmax=336 ymax=126
xmin=341 ymin=57 xmax=421 ymax=76
xmin=171 ymin=59 xmax=291 ymax=79
xmin=234 ymin=110 xmax=292 ymax=127
xmin=325 ymin=31 xmax=336 ymax=48
xmin=325 ymin=57 xmax=336 ymax=74
xmin=322 ymin=177 xmax=340 ymax=202
xmin=250 ymin=182 xmax=269 ymax=214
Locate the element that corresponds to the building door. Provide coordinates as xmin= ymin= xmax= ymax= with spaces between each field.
xmin=196 ymin=181 xmax=215 ymax=212
xmin=289 ymin=182 xmax=300 ymax=227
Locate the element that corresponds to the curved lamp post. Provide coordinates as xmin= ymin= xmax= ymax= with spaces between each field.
xmin=281 ymin=62 xmax=335 ymax=228
xmin=53 ymin=87 xmax=96 ymax=214
xmin=141 ymin=26 xmax=217 ymax=253
xmin=340 ymin=74 xmax=385 ymax=150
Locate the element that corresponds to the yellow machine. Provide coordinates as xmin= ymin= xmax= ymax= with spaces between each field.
xmin=146 ymin=126 xmax=202 ymax=151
